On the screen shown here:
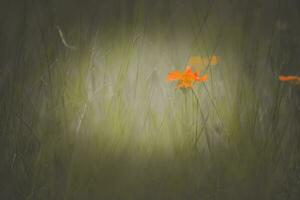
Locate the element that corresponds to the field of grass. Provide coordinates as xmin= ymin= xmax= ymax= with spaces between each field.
xmin=1 ymin=0 xmax=300 ymax=199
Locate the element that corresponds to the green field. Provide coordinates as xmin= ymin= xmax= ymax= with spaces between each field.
xmin=1 ymin=0 xmax=300 ymax=199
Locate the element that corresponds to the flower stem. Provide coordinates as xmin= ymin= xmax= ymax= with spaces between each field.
xmin=191 ymin=88 xmax=212 ymax=154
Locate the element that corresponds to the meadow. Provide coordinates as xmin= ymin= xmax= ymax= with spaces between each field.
xmin=1 ymin=0 xmax=300 ymax=199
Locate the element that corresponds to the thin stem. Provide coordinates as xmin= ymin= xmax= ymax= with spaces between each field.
xmin=191 ymin=88 xmax=212 ymax=154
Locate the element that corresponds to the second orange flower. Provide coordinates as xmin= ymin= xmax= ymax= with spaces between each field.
xmin=279 ymin=75 xmax=300 ymax=85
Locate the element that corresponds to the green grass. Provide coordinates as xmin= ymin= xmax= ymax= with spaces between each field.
xmin=1 ymin=0 xmax=300 ymax=199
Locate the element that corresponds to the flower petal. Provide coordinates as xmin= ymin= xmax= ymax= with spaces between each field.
xmin=195 ymin=74 xmax=208 ymax=82
xmin=193 ymin=70 xmax=200 ymax=77
xmin=176 ymin=80 xmax=193 ymax=88
xmin=184 ymin=66 xmax=193 ymax=74
xmin=167 ymin=71 xmax=182 ymax=81
xmin=279 ymin=75 xmax=298 ymax=81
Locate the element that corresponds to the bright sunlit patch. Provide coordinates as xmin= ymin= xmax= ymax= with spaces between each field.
xmin=187 ymin=55 xmax=219 ymax=71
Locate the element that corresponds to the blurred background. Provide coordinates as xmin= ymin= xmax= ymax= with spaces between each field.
xmin=1 ymin=0 xmax=300 ymax=199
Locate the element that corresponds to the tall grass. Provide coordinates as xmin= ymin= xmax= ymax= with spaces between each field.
xmin=1 ymin=0 xmax=300 ymax=199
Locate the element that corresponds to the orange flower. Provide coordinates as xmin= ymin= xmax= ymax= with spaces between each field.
xmin=279 ymin=75 xmax=300 ymax=85
xmin=166 ymin=66 xmax=208 ymax=88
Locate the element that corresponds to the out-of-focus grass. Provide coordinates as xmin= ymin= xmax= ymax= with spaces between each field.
xmin=1 ymin=0 xmax=300 ymax=199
